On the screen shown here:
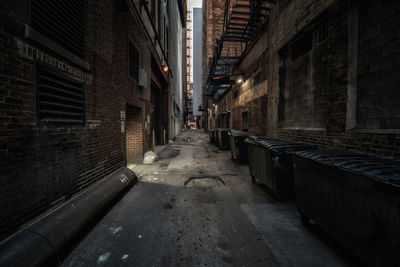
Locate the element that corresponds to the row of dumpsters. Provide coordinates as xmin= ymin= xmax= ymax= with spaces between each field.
xmin=209 ymin=128 xmax=400 ymax=267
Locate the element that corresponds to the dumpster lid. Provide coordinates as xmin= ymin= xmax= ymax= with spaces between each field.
xmin=217 ymin=128 xmax=230 ymax=132
xmin=228 ymin=129 xmax=255 ymax=137
xmin=245 ymin=136 xmax=315 ymax=153
xmin=291 ymin=150 xmax=400 ymax=187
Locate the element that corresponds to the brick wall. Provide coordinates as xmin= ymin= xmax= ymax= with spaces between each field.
xmin=0 ymin=0 xmax=151 ymax=239
xmin=201 ymin=0 xmax=225 ymax=88
xmin=271 ymin=0 xmax=400 ymax=157
xmin=213 ymin=29 xmax=269 ymax=135
xmin=357 ymin=0 xmax=400 ymax=129
xmin=209 ymin=0 xmax=400 ymax=157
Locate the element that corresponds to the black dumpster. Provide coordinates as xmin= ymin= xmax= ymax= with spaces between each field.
xmin=217 ymin=128 xmax=230 ymax=150
xmin=209 ymin=129 xmax=218 ymax=145
xmin=245 ymin=137 xmax=315 ymax=200
xmin=291 ymin=149 xmax=400 ymax=266
xmin=212 ymin=129 xmax=219 ymax=146
xmin=228 ymin=129 xmax=254 ymax=163
xmin=208 ymin=130 xmax=214 ymax=144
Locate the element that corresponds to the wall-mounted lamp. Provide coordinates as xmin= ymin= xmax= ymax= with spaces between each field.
xmin=162 ymin=64 xmax=169 ymax=72
xmin=161 ymin=60 xmax=169 ymax=73
xmin=236 ymin=75 xmax=244 ymax=85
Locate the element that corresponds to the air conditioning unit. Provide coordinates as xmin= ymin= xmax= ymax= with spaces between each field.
xmin=139 ymin=68 xmax=147 ymax=88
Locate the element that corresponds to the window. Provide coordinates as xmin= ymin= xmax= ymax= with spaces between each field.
xmin=233 ymin=90 xmax=239 ymax=99
xmin=166 ymin=27 xmax=169 ymax=61
xmin=317 ymin=22 xmax=328 ymax=45
xmin=158 ymin=0 xmax=163 ymax=34
xmin=36 ymin=65 xmax=84 ymax=124
xmin=253 ymin=72 xmax=261 ymax=86
xmin=129 ymin=39 xmax=139 ymax=81
xmin=291 ymin=33 xmax=312 ymax=61
xmin=279 ymin=0 xmax=292 ymax=13
xmin=242 ymin=112 xmax=248 ymax=131
xmin=31 ymin=0 xmax=85 ymax=58
xmin=151 ymin=0 xmax=156 ymax=22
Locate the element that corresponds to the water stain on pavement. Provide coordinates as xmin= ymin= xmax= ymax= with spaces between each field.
xmin=157 ymin=146 xmax=181 ymax=159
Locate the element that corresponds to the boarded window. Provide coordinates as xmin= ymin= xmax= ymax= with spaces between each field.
xmin=31 ymin=0 xmax=85 ymax=58
xmin=129 ymin=39 xmax=140 ymax=81
xmin=37 ymin=65 xmax=84 ymax=124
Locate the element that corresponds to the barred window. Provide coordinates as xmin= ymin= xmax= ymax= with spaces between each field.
xmin=36 ymin=65 xmax=85 ymax=124
xmin=31 ymin=0 xmax=85 ymax=58
xmin=129 ymin=39 xmax=140 ymax=81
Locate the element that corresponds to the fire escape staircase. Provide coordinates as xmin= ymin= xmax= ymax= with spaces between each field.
xmin=204 ymin=0 xmax=275 ymax=100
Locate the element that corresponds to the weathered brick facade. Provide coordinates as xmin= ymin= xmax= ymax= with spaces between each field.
xmin=0 ymin=0 xmax=184 ymax=240
xmin=206 ymin=0 xmax=400 ymax=157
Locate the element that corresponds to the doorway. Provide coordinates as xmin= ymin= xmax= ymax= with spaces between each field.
xmin=126 ymin=105 xmax=144 ymax=163
xmin=151 ymin=80 xmax=162 ymax=145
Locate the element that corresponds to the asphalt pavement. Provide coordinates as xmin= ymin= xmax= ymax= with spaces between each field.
xmin=61 ymin=130 xmax=359 ymax=267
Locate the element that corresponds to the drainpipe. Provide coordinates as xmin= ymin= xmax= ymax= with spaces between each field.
xmin=0 ymin=167 xmax=137 ymax=267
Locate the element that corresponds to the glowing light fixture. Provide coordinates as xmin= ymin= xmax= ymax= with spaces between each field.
xmin=236 ymin=76 xmax=244 ymax=85
xmin=162 ymin=64 xmax=169 ymax=72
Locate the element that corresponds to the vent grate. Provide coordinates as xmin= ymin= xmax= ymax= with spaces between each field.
xmin=31 ymin=0 xmax=85 ymax=57
xmin=37 ymin=66 xmax=84 ymax=124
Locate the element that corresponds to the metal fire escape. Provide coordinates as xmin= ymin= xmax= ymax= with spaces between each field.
xmin=204 ymin=0 xmax=275 ymax=100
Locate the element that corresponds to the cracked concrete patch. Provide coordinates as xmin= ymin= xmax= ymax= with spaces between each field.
xmin=184 ymin=175 xmax=225 ymax=188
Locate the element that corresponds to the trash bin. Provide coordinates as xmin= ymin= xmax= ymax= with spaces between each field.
xmin=228 ymin=129 xmax=254 ymax=163
xmin=217 ymin=128 xmax=230 ymax=150
xmin=208 ymin=130 xmax=214 ymax=144
xmin=212 ymin=129 xmax=219 ymax=146
xmin=245 ymin=137 xmax=315 ymax=200
xmin=291 ymin=149 xmax=400 ymax=266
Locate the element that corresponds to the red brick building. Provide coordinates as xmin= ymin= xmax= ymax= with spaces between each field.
xmin=203 ymin=0 xmax=400 ymax=157
xmin=0 ymin=0 xmax=185 ymax=240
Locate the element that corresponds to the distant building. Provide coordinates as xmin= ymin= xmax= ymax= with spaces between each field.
xmin=192 ymin=7 xmax=203 ymax=123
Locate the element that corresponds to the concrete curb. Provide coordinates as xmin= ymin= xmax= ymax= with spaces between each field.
xmin=0 ymin=167 xmax=137 ymax=267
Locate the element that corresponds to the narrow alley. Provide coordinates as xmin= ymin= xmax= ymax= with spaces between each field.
xmin=1 ymin=0 xmax=400 ymax=266
xmin=61 ymin=130 xmax=356 ymax=267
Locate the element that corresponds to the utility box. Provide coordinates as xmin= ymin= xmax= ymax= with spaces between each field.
xmin=245 ymin=137 xmax=315 ymax=200
xmin=291 ymin=149 xmax=400 ymax=266
xmin=139 ymin=68 xmax=147 ymax=88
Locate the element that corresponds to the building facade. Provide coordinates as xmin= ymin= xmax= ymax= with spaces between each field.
xmin=0 ymin=0 xmax=185 ymax=240
xmin=192 ymin=7 xmax=202 ymax=124
xmin=203 ymin=0 xmax=400 ymax=157
xmin=201 ymin=0 xmax=225 ymax=130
